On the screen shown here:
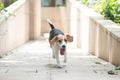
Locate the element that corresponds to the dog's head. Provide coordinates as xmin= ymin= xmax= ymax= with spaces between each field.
xmin=50 ymin=34 xmax=73 ymax=49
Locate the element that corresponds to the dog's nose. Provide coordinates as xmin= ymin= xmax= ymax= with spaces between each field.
xmin=62 ymin=45 xmax=66 ymax=48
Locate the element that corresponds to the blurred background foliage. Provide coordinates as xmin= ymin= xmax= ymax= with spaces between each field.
xmin=0 ymin=0 xmax=17 ymax=11
xmin=81 ymin=0 xmax=120 ymax=25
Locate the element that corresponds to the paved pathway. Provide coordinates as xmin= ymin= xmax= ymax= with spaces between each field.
xmin=0 ymin=39 xmax=120 ymax=80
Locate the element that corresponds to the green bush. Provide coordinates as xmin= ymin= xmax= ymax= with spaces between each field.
xmin=4 ymin=0 xmax=17 ymax=7
xmin=93 ymin=0 xmax=120 ymax=24
xmin=0 ymin=0 xmax=17 ymax=11
xmin=81 ymin=0 xmax=120 ymax=25
xmin=0 ymin=0 xmax=16 ymax=21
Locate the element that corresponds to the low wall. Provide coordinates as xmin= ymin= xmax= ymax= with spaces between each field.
xmin=68 ymin=0 xmax=120 ymax=65
xmin=0 ymin=0 xmax=41 ymax=57
xmin=67 ymin=0 xmax=89 ymax=51
xmin=0 ymin=0 xmax=30 ymax=57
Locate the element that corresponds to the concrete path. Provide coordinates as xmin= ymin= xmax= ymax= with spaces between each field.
xmin=0 ymin=39 xmax=120 ymax=80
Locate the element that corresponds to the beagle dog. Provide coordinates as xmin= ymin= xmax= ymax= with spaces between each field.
xmin=47 ymin=19 xmax=73 ymax=67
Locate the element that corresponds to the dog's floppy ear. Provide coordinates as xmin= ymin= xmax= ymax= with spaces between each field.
xmin=50 ymin=36 xmax=58 ymax=44
xmin=66 ymin=34 xmax=73 ymax=42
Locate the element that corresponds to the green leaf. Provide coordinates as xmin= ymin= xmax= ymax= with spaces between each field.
xmin=0 ymin=2 xmax=4 ymax=10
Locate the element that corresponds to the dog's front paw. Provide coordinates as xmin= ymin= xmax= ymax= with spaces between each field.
xmin=56 ymin=65 xmax=66 ymax=68
xmin=57 ymin=65 xmax=62 ymax=68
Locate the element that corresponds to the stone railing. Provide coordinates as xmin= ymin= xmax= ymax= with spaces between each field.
xmin=67 ymin=0 xmax=120 ymax=65
xmin=0 ymin=0 xmax=41 ymax=57
xmin=0 ymin=0 xmax=30 ymax=57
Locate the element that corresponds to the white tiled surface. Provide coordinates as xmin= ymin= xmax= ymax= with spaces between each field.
xmin=0 ymin=39 xmax=120 ymax=80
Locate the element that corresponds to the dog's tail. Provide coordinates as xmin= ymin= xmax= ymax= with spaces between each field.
xmin=47 ymin=19 xmax=55 ymax=30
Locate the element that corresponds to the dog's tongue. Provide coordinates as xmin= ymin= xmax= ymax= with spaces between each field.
xmin=60 ymin=48 xmax=65 ymax=55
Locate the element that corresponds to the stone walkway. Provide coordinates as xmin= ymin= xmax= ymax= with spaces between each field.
xmin=0 ymin=39 xmax=120 ymax=80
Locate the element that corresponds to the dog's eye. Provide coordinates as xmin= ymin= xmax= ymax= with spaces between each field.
xmin=58 ymin=40 xmax=62 ymax=43
xmin=64 ymin=39 xmax=67 ymax=42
